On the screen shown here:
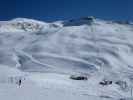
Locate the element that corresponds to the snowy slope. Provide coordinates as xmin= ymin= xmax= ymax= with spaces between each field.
xmin=0 ymin=17 xmax=133 ymax=100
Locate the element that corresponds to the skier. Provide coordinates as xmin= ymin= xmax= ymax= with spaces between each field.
xmin=18 ymin=79 xmax=22 ymax=87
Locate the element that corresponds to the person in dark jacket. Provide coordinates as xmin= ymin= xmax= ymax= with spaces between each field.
xmin=18 ymin=79 xmax=22 ymax=86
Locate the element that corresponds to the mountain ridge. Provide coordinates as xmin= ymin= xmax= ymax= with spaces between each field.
xmin=0 ymin=17 xmax=132 ymax=33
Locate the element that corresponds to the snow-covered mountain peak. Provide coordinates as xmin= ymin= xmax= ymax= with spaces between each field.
xmin=0 ymin=17 xmax=132 ymax=33
xmin=11 ymin=18 xmax=47 ymax=25
xmin=0 ymin=18 xmax=49 ymax=32
xmin=78 ymin=16 xmax=96 ymax=22
xmin=62 ymin=16 xmax=96 ymax=26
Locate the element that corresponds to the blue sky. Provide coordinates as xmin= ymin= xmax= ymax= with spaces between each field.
xmin=0 ymin=0 xmax=132 ymax=21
